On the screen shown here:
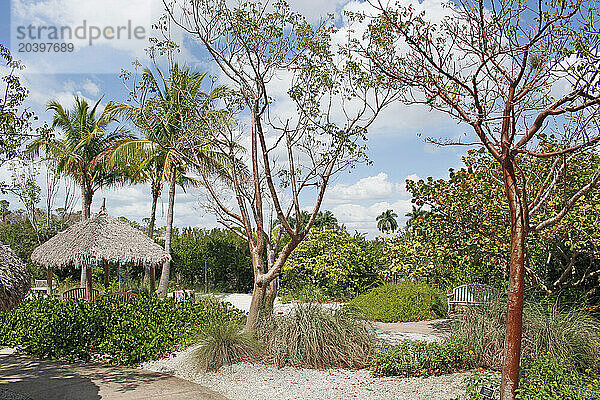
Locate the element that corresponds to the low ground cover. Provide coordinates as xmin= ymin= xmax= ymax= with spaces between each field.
xmin=0 ymin=294 xmax=244 ymax=365
xmin=371 ymin=340 xmax=475 ymax=377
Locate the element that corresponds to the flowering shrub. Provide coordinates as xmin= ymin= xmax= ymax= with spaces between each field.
xmin=460 ymin=355 xmax=600 ymax=400
xmin=516 ymin=353 xmax=600 ymax=400
xmin=371 ymin=339 xmax=474 ymax=377
xmin=282 ymin=229 xmax=382 ymax=299
xmin=0 ymin=294 xmax=244 ymax=366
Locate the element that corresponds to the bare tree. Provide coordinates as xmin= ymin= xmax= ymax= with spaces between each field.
xmin=349 ymin=0 xmax=600 ymax=397
xmin=161 ymin=0 xmax=398 ymax=332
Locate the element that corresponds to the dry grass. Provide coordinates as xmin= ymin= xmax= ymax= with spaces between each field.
xmin=258 ymin=303 xmax=375 ymax=369
xmin=451 ymin=298 xmax=600 ymax=371
xmin=192 ymin=321 xmax=263 ymax=371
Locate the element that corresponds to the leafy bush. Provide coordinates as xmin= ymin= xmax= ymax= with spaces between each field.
xmin=258 ymin=303 xmax=374 ymax=369
xmin=517 ymin=354 xmax=600 ymax=400
xmin=451 ymin=298 xmax=600 ymax=372
xmin=349 ymin=282 xmax=447 ymax=322
xmin=0 ymin=295 xmax=244 ymax=366
xmin=171 ymin=227 xmax=253 ymax=293
xmin=192 ymin=321 xmax=263 ymax=371
xmin=371 ymin=339 xmax=474 ymax=377
xmin=282 ymin=228 xmax=382 ymax=300
xmin=278 ymin=282 xmax=332 ymax=303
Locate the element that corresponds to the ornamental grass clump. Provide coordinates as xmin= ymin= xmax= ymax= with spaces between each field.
xmin=192 ymin=321 xmax=263 ymax=371
xmin=451 ymin=298 xmax=600 ymax=372
xmin=259 ymin=303 xmax=374 ymax=369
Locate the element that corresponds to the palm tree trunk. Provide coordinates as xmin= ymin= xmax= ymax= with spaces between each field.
xmin=157 ymin=166 xmax=176 ymax=298
xmin=80 ymin=183 xmax=92 ymax=287
xmin=148 ymin=189 xmax=159 ymax=239
xmin=145 ymin=189 xmax=159 ymax=292
xmin=81 ymin=183 xmax=92 ymax=220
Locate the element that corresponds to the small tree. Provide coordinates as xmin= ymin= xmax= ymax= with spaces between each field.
xmin=351 ymin=1 xmax=600 ymax=397
xmin=161 ymin=0 xmax=397 ymax=332
xmin=0 ymin=45 xmax=35 ymax=174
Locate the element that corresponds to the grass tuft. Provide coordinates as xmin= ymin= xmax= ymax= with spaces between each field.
xmin=192 ymin=321 xmax=263 ymax=371
xmin=258 ymin=303 xmax=374 ymax=369
xmin=451 ymin=298 xmax=600 ymax=372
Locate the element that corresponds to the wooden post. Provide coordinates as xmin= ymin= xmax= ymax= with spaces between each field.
xmin=47 ymin=267 xmax=53 ymax=295
xmin=149 ymin=265 xmax=155 ymax=293
xmin=103 ymin=260 xmax=109 ymax=290
xmin=86 ymin=266 xmax=93 ymax=301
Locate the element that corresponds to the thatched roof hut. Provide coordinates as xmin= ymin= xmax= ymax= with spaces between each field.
xmin=31 ymin=206 xmax=170 ymax=297
xmin=0 ymin=242 xmax=31 ymax=311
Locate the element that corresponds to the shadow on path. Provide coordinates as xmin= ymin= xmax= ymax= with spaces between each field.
xmin=0 ymin=354 xmax=227 ymax=400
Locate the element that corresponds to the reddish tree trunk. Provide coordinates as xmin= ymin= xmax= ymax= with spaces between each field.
xmin=245 ymin=251 xmax=266 ymax=333
xmin=500 ymin=158 xmax=527 ymax=400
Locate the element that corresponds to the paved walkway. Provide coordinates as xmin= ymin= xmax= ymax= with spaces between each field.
xmin=374 ymin=319 xmax=451 ymax=336
xmin=373 ymin=319 xmax=451 ymax=345
xmin=0 ymin=353 xmax=227 ymax=400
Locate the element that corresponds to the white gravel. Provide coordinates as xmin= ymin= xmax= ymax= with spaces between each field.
xmin=202 ymin=293 xmax=344 ymax=315
xmin=144 ymin=296 xmax=460 ymax=399
xmin=142 ymin=347 xmax=469 ymax=400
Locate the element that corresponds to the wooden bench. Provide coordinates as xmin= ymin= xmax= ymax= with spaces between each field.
xmin=61 ymin=288 xmax=100 ymax=301
xmin=168 ymin=290 xmax=196 ymax=302
xmin=31 ymin=279 xmax=57 ymax=294
xmin=106 ymin=291 xmax=138 ymax=301
xmin=447 ymin=284 xmax=496 ymax=312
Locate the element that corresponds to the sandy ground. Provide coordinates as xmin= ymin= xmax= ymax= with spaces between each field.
xmin=144 ymin=296 xmax=464 ymax=399
xmin=143 ymin=348 xmax=469 ymax=400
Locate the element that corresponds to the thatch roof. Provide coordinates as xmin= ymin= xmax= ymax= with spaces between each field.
xmin=31 ymin=209 xmax=171 ymax=270
xmin=0 ymin=241 xmax=31 ymax=311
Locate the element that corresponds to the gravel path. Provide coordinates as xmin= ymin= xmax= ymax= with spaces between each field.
xmin=142 ymin=348 xmax=469 ymax=400
xmin=144 ymin=299 xmax=461 ymax=399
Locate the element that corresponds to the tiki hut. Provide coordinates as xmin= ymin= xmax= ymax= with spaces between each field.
xmin=31 ymin=204 xmax=170 ymax=299
xmin=0 ymin=241 xmax=31 ymax=311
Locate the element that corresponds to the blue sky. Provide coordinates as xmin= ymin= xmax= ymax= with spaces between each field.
xmin=0 ymin=0 xmax=467 ymax=237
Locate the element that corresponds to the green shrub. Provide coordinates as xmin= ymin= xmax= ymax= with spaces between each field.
xmin=517 ymin=354 xmax=600 ymax=400
xmin=451 ymin=298 xmax=600 ymax=372
xmin=192 ymin=321 xmax=263 ymax=371
xmin=0 ymin=295 xmax=244 ymax=366
xmin=371 ymin=339 xmax=475 ymax=377
xmin=258 ymin=303 xmax=374 ymax=369
xmin=278 ymin=282 xmax=332 ymax=303
xmin=282 ymin=228 xmax=382 ymax=300
xmin=460 ymin=371 xmax=501 ymax=400
xmin=349 ymin=282 xmax=447 ymax=322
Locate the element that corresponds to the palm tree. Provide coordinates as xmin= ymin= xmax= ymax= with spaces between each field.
xmin=376 ymin=209 xmax=398 ymax=234
xmin=29 ymin=97 xmax=129 ymax=220
xmin=110 ymin=64 xmax=227 ymax=297
xmin=314 ymin=210 xmax=338 ymax=229
xmin=29 ymin=96 xmax=130 ymax=286
xmin=405 ymin=205 xmax=428 ymax=221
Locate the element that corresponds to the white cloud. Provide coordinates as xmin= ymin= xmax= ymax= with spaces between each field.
xmin=326 ymin=173 xmax=402 ymax=203
xmin=424 ymin=143 xmax=440 ymax=154
xmin=332 ymin=199 xmax=412 ymax=237
xmin=82 ymin=80 xmax=100 ymax=96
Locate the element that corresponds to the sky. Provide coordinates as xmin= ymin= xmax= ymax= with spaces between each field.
xmin=0 ymin=0 xmax=468 ymax=238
